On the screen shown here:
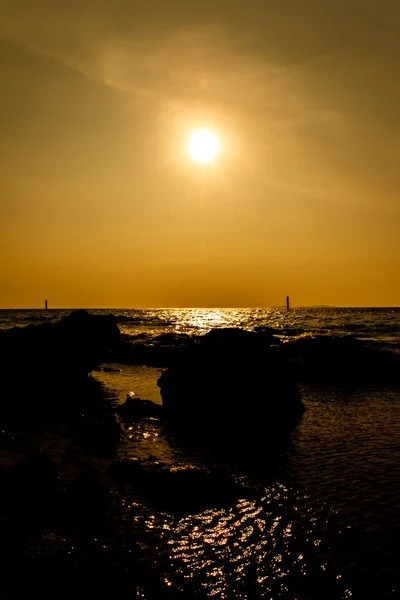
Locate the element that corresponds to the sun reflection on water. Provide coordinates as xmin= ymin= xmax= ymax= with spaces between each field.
xmin=130 ymin=482 xmax=343 ymax=599
xmin=91 ymin=320 xmax=400 ymax=599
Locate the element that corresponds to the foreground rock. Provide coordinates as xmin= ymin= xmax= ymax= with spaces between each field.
xmin=116 ymin=396 xmax=163 ymax=422
xmin=0 ymin=310 xmax=120 ymax=420
xmin=1 ymin=453 xmax=109 ymax=527
xmin=0 ymin=454 xmax=172 ymax=600
xmin=108 ymin=457 xmax=242 ymax=513
xmin=1 ymin=309 xmax=120 ymax=375
xmin=72 ymin=413 xmax=122 ymax=454
xmin=158 ymin=328 xmax=304 ymax=447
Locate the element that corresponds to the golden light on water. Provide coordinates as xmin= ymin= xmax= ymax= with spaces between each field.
xmin=188 ymin=129 xmax=221 ymax=163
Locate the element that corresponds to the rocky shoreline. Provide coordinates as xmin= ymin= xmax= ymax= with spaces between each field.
xmin=0 ymin=310 xmax=399 ymax=598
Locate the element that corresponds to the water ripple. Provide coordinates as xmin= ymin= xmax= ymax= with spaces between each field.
xmin=116 ymin=386 xmax=400 ymax=599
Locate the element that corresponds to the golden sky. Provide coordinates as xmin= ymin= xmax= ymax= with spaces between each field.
xmin=1 ymin=0 xmax=399 ymax=307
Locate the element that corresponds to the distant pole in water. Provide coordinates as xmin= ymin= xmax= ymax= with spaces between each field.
xmin=286 ymin=296 xmax=290 ymax=310
xmin=45 ymin=300 xmax=48 ymax=311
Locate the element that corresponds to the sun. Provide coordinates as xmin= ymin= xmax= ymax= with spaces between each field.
xmin=188 ymin=129 xmax=221 ymax=163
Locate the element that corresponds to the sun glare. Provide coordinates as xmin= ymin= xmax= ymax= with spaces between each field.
xmin=188 ymin=129 xmax=221 ymax=163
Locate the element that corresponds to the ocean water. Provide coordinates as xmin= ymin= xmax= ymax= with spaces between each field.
xmin=1 ymin=307 xmax=399 ymax=599
xmin=1 ymin=306 xmax=399 ymax=349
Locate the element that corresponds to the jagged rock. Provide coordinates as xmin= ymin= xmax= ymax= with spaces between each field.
xmin=0 ymin=309 xmax=120 ymax=376
xmin=0 ymin=310 xmax=121 ymax=419
xmin=116 ymin=396 xmax=163 ymax=422
xmin=158 ymin=327 xmax=303 ymax=445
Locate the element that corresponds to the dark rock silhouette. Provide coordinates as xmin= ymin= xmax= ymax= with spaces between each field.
xmin=0 ymin=455 xmax=177 ymax=600
xmin=8 ymin=452 xmax=59 ymax=495
xmin=111 ymin=337 xmax=197 ymax=367
xmin=284 ymin=335 xmax=400 ymax=383
xmin=107 ymin=457 xmax=241 ymax=513
xmin=157 ymin=327 xmax=303 ymax=445
xmin=61 ymin=470 xmax=110 ymax=525
xmin=0 ymin=310 xmax=120 ymax=420
xmin=1 ymin=308 xmax=119 ymax=375
xmin=2 ymin=454 xmax=110 ymax=527
xmin=153 ymin=332 xmax=191 ymax=346
xmin=72 ymin=413 xmax=122 ymax=454
xmin=116 ymin=396 xmax=163 ymax=422
xmin=2 ymin=453 xmax=59 ymax=523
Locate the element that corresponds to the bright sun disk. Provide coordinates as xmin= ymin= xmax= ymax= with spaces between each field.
xmin=188 ymin=129 xmax=221 ymax=163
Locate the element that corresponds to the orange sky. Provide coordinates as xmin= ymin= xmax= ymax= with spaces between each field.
xmin=1 ymin=1 xmax=399 ymax=307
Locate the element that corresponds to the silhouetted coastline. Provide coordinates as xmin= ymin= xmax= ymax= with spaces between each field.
xmin=0 ymin=309 xmax=399 ymax=599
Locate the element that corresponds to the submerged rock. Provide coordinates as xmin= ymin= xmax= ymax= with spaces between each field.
xmin=158 ymin=327 xmax=303 ymax=446
xmin=116 ymin=396 xmax=163 ymax=422
xmin=108 ymin=457 xmax=241 ymax=512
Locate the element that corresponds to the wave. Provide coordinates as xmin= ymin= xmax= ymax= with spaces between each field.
xmin=115 ymin=314 xmax=172 ymax=327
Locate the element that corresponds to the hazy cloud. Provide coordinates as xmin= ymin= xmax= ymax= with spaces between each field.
xmin=1 ymin=0 xmax=399 ymax=305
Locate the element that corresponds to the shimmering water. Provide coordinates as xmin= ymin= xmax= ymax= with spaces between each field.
xmin=94 ymin=365 xmax=400 ymax=599
xmin=1 ymin=306 xmax=400 ymax=351
xmin=2 ymin=308 xmax=400 ymax=598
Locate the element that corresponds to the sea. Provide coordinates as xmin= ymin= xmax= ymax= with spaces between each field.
xmin=1 ymin=307 xmax=399 ymax=599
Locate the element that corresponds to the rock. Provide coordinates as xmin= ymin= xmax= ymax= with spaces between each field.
xmin=0 ymin=310 xmax=121 ymax=420
xmin=116 ymin=396 xmax=163 ymax=422
xmin=158 ymin=327 xmax=303 ymax=446
xmin=56 ymin=309 xmax=120 ymax=349
xmin=153 ymin=332 xmax=191 ymax=346
xmin=107 ymin=458 xmax=241 ymax=513
xmin=10 ymin=452 xmax=59 ymax=492
xmin=4 ymin=455 xmax=111 ymax=526
xmin=9 ymin=310 xmax=118 ymax=364
xmin=61 ymin=470 xmax=109 ymax=524
xmin=73 ymin=414 xmax=121 ymax=454
xmin=5 ymin=453 xmax=59 ymax=521
xmin=284 ymin=335 xmax=400 ymax=383
xmin=110 ymin=338 xmax=188 ymax=367
xmin=0 ymin=309 xmax=120 ymax=375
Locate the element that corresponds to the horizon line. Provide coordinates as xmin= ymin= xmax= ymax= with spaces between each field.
xmin=0 ymin=305 xmax=399 ymax=310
